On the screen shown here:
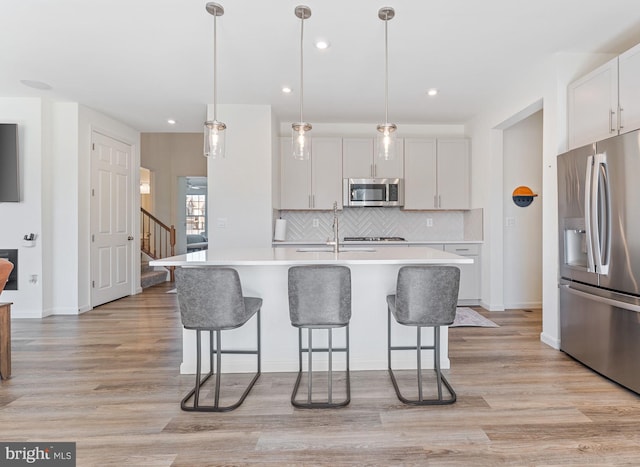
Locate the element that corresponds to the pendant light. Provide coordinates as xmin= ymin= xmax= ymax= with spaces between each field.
xmin=292 ymin=5 xmax=312 ymax=160
xmin=376 ymin=7 xmax=397 ymax=161
xmin=204 ymin=2 xmax=226 ymax=158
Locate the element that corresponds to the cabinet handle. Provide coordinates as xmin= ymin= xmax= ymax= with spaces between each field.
xmin=312 ymin=194 xmax=315 ymax=208
xmin=619 ymin=106 xmax=624 ymax=130
xmin=374 ymin=164 xmax=377 ymax=177
xmin=609 ymin=109 xmax=616 ymax=133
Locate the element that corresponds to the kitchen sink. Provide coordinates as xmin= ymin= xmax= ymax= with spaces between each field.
xmin=296 ymin=247 xmax=376 ymax=252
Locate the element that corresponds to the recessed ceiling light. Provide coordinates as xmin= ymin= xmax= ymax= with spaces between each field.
xmin=315 ymin=40 xmax=330 ymax=50
xmin=20 ymin=79 xmax=52 ymax=90
xmin=282 ymin=86 xmax=292 ymax=94
xmin=427 ymin=88 xmax=438 ymax=97
xmin=167 ymin=119 xmax=176 ymax=125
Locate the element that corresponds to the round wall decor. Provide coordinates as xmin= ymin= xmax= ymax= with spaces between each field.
xmin=512 ymin=186 xmax=538 ymax=207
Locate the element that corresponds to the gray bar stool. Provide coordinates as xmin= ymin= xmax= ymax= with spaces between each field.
xmin=387 ymin=265 xmax=460 ymax=405
xmin=175 ymin=267 xmax=261 ymax=412
xmin=288 ymin=265 xmax=351 ymax=408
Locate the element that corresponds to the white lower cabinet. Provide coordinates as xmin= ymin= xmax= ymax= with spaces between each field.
xmin=444 ymin=244 xmax=481 ymax=305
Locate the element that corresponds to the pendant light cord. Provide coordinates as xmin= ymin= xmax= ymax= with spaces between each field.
xmin=384 ymin=12 xmax=389 ymax=125
xmin=213 ymin=11 xmax=218 ymax=122
xmin=299 ymin=14 xmax=305 ymax=124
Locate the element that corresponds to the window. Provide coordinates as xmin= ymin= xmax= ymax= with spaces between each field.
xmin=186 ymin=194 xmax=206 ymax=236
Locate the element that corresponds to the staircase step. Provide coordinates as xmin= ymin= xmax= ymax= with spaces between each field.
xmin=141 ymin=268 xmax=168 ymax=289
xmin=141 ymin=261 xmax=153 ymax=274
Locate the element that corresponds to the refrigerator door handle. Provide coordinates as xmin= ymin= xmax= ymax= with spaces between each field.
xmin=584 ymin=155 xmax=596 ymax=273
xmin=591 ymin=153 xmax=611 ymax=275
xmin=560 ymin=284 xmax=640 ymax=313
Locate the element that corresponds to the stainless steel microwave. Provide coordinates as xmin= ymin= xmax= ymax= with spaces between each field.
xmin=343 ymin=178 xmax=404 ymax=207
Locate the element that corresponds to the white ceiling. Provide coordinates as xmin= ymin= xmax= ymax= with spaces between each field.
xmin=2 ymin=0 xmax=640 ymax=133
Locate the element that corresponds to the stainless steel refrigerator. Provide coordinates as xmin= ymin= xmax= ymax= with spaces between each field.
xmin=557 ymin=129 xmax=640 ymax=394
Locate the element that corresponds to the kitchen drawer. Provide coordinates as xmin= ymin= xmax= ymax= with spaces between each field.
xmin=444 ymin=244 xmax=480 ymax=255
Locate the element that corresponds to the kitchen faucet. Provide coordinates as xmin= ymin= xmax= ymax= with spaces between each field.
xmin=327 ymin=201 xmax=340 ymax=253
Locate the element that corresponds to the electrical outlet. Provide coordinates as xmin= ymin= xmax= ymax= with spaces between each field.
xmin=216 ymin=218 xmax=227 ymax=228
xmin=313 ymin=218 xmax=319 ymax=227
xmin=505 ymin=217 xmax=516 ymax=227
xmin=426 ymin=218 xmax=433 ymax=227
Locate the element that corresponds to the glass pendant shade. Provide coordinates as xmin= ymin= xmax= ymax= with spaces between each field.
xmin=204 ymin=120 xmax=226 ymax=158
xmin=376 ymin=123 xmax=397 ymax=161
xmin=292 ymin=122 xmax=312 ymax=160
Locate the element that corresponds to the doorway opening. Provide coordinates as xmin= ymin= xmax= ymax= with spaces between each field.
xmin=502 ymin=109 xmax=543 ymax=309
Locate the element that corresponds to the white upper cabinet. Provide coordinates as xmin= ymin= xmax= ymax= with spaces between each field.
xmin=568 ymin=42 xmax=640 ymax=149
xmin=311 ymin=138 xmax=343 ymax=209
xmin=280 ymin=137 xmax=342 ymax=210
xmin=404 ymin=138 xmax=437 ymax=209
xmin=619 ymin=42 xmax=640 ymax=135
xmin=342 ymin=137 xmax=403 ymax=179
xmin=281 ymin=137 xmax=311 ymax=209
xmin=437 ymin=139 xmax=470 ymax=210
xmin=404 ymin=138 xmax=470 ymax=210
xmin=568 ymin=57 xmax=618 ymax=149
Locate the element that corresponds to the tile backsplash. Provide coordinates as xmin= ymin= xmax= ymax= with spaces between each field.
xmin=277 ymin=208 xmax=483 ymax=242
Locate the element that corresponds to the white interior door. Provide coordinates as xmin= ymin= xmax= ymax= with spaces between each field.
xmin=91 ymin=131 xmax=133 ymax=307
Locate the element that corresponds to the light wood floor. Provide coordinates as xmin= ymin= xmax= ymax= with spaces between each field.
xmin=2 ymin=283 xmax=639 ymax=466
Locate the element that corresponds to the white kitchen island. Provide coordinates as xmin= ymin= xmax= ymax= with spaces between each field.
xmin=150 ymin=246 xmax=472 ymax=374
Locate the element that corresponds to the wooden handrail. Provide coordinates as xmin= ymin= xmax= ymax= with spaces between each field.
xmin=141 ymin=208 xmax=173 ymax=233
xmin=140 ymin=207 xmax=176 ymax=281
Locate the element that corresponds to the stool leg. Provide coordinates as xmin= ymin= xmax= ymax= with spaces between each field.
xmin=328 ymin=328 xmax=333 ymax=404
xmin=181 ymin=312 xmax=261 ymax=412
xmin=194 ymin=330 xmax=202 ymax=407
xmin=345 ymin=325 xmax=350 ymax=403
xmin=417 ymin=326 xmax=423 ymax=401
xmin=308 ymin=328 xmax=313 ymax=404
xmin=434 ymin=327 xmax=443 ymax=400
xmin=291 ymin=325 xmax=349 ymax=409
xmin=214 ymin=329 xmax=222 ymax=409
xmin=388 ymin=317 xmax=456 ymax=406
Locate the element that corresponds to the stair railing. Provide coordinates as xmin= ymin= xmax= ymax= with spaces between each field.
xmin=141 ymin=207 xmax=176 ymax=281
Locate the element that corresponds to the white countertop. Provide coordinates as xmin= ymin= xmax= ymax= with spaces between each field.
xmin=150 ymin=246 xmax=473 ymax=267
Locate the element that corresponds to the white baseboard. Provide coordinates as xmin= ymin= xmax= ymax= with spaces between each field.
xmin=540 ymin=332 xmax=560 ymax=349
xmin=504 ymin=301 xmax=542 ymax=310
xmin=480 ymin=300 xmax=505 ymax=311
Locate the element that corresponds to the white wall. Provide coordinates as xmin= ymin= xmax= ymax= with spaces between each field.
xmin=0 ymin=98 xmax=141 ymax=317
xmin=48 ymin=102 xmax=80 ymax=316
xmin=0 ymin=98 xmax=44 ymax=317
xmin=503 ymin=110 xmax=543 ymax=309
xmin=467 ymin=52 xmax=622 ymax=348
xmin=208 ymin=104 xmax=276 ymax=248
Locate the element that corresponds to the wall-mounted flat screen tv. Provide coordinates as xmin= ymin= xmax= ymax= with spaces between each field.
xmin=0 ymin=123 xmax=19 ymax=202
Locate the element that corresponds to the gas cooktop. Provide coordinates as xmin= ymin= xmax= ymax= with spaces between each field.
xmin=343 ymin=236 xmax=406 ymax=242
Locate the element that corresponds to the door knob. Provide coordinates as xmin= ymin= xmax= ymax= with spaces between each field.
xmin=127 ymin=236 xmax=134 ymax=241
